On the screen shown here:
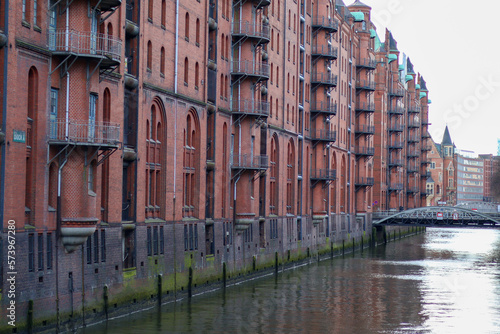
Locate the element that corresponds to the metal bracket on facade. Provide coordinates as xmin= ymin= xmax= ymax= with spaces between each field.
xmin=88 ymin=58 xmax=103 ymax=83
xmin=47 ymin=143 xmax=76 ymax=166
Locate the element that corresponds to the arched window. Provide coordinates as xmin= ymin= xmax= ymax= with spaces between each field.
xmin=146 ymin=100 xmax=167 ymax=219
xmin=147 ymin=41 xmax=152 ymax=70
xmin=160 ymin=47 xmax=165 ymax=76
xmin=286 ymin=139 xmax=295 ymax=214
xmin=221 ymin=34 xmax=225 ymax=59
xmin=226 ymin=35 xmax=229 ymax=60
xmin=269 ymin=135 xmax=279 ymax=215
xmin=148 ymin=0 xmax=153 ymax=21
xmin=26 ymin=67 xmax=38 ymax=223
xmin=184 ymin=57 xmax=189 ymax=85
xmin=196 ymin=19 xmax=200 ymax=45
xmin=48 ymin=163 xmax=57 ymax=209
xmin=222 ymin=123 xmax=228 ymax=217
xmin=195 ymin=62 xmax=199 ymax=88
xmin=161 ymin=0 xmax=166 ymax=27
xmin=269 ymin=95 xmax=273 ymax=117
xmin=185 ymin=12 xmax=190 ymax=40
xmin=183 ymin=111 xmax=200 ymax=218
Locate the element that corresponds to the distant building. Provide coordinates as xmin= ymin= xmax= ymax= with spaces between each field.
xmin=480 ymin=154 xmax=500 ymax=202
xmin=456 ymin=151 xmax=484 ymax=203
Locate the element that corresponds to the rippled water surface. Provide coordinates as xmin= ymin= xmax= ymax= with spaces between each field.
xmin=84 ymin=228 xmax=500 ymax=333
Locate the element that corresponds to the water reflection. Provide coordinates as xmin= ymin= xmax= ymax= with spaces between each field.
xmin=83 ymin=228 xmax=500 ymax=334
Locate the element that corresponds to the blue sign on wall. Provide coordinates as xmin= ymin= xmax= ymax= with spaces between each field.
xmin=13 ymin=129 xmax=26 ymax=143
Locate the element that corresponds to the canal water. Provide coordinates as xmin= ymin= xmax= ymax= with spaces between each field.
xmin=83 ymin=228 xmax=500 ymax=333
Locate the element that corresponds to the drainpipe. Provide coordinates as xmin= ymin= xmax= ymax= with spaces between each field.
xmin=55 ymin=156 xmax=68 ymax=333
xmin=173 ymin=0 xmax=179 ymax=298
xmin=0 ymin=0 xmax=9 ymax=303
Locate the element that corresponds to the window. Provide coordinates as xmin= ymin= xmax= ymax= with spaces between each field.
xmin=46 ymin=233 xmax=52 ymax=270
xmin=184 ymin=57 xmax=189 ymax=85
xmin=195 ymin=62 xmax=199 ymax=89
xmin=223 ymin=221 xmax=233 ymax=245
xmin=160 ymin=47 xmax=165 ymax=76
xmin=196 ymin=19 xmax=200 ymax=45
xmin=185 ymin=13 xmax=190 ymax=41
xmin=153 ymin=226 xmax=159 ymax=255
xmin=184 ymin=224 xmax=198 ymax=250
xmin=86 ymin=236 xmax=92 ymax=264
xmin=160 ymin=226 xmax=164 ymax=254
xmin=148 ymin=0 xmax=153 ymax=21
xmin=147 ymin=227 xmax=152 ymax=256
xmin=28 ymin=233 xmax=34 ymax=272
xmin=147 ymin=41 xmax=152 ymax=70
xmin=161 ymin=0 xmax=166 ymax=27
xmin=244 ymin=223 xmax=253 ymax=243
xmin=101 ymin=229 xmax=106 ymax=262
xmin=38 ymin=233 xmax=43 ymax=271
xmin=270 ymin=219 xmax=278 ymax=239
xmin=88 ymin=161 xmax=96 ymax=193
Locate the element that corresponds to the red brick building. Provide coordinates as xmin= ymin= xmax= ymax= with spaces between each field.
xmin=0 ymin=0 xmax=431 ymax=330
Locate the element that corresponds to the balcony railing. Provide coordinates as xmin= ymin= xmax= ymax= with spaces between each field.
xmin=231 ymin=60 xmax=269 ymax=78
xmin=49 ymin=118 xmax=120 ymax=146
xmin=421 ymin=159 xmax=431 ymax=165
xmin=231 ymin=99 xmax=269 ymax=117
xmin=232 ymin=21 xmax=270 ymax=43
xmin=422 ymin=118 xmax=430 ymax=125
xmin=49 ymin=29 xmax=122 ymax=64
xmin=421 ymin=145 xmax=432 ymax=151
xmin=355 ymin=177 xmax=375 ymax=187
xmin=355 ymin=124 xmax=375 ymax=135
xmin=310 ymin=168 xmax=337 ymax=180
xmin=310 ymin=129 xmax=336 ymax=142
xmin=388 ymin=106 xmax=404 ymax=115
xmin=312 ymin=16 xmax=339 ymax=31
xmin=252 ymin=0 xmax=271 ymax=9
xmin=388 ymin=124 xmax=404 ymax=132
xmin=356 ymin=80 xmax=376 ymax=91
xmin=389 ymin=141 xmax=404 ymax=149
xmin=310 ymin=100 xmax=337 ymax=115
xmin=389 ymin=183 xmax=404 ymax=191
xmin=231 ymin=154 xmax=269 ymax=170
xmin=407 ymin=135 xmax=420 ymax=143
xmin=311 ymin=72 xmax=338 ymax=86
xmin=406 ymin=186 xmax=420 ymax=194
xmin=388 ymin=158 xmax=404 ymax=166
xmin=389 ymin=88 xmax=405 ymax=97
xmin=356 ymin=102 xmax=375 ymax=113
xmin=407 ymin=150 xmax=419 ymax=157
xmin=422 ymin=171 xmax=431 ymax=178
xmin=407 ymin=165 xmax=419 ymax=173
xmin=408 ymin=120 xmax=420 ymax=128
xmin=311 ymin=44 xmax=338 ymax=58
xmin=355 ymin=146 xmax=375 ymax=156
xmin=408 ymin=104 xmax=421 ymax=113
xmin=422 ymin=132 xmax=431 ymax=138
xmin=99 ymin=0 xmax=122 ymax=12
xmin=356 ymin=58 xmax=376 ymax=69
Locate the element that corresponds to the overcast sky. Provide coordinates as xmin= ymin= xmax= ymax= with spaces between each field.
xmin=358 ymin=0 xmax=500 ymax=155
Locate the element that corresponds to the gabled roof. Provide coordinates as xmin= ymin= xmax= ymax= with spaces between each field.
xmin=442 ymin=126 xmax=453 ymax=146
xmin=420 ymin=76 xmax=428 ymax=92
xmin=388 ymin=32 xmax=398 ymax=51
xmin=348 ymin=0 xmax=371 ymax=9
xmin=427 ymin=176 xmax=435 ymax=183
xmin=407 ymin=58 xmax=415 ymax=74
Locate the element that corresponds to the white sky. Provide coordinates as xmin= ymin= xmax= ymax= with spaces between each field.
xmin=357 ymin=0 xmax=500 ymax=155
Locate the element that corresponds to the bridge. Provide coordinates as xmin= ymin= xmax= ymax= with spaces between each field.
xmin=373 ymin=206 xmax=500 ymax=228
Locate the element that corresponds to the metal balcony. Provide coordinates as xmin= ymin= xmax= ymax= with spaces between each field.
xmin=408 ymin=120 xmax=420 ymax=128
xmin=356 ymin=102 xmax=375 ymax=113
xmin=309 ymin=129 xmax=336 ymax=142
xmin=312 ymin=16 xmax=339 ymax=32
xmin=388 ymin=183 xmax=404 ymax=191
xmin=355 ymin=146 xmax=375 ymax=156
xmin=408 ymin=104 xmax=421 ymax=113
xmin=231 ymin=60 xmax=269 ymax=79
xmin=231 ymin=99 xmax=269 ymax=117
xmin=388 ymin=124 xmax=404 ymax=132
xmin=311 ymin=72 xmax=338 ymax=86
xmin=231 ymin=154 xmax=269 ymax=170
xmin=421 ymin=145 xmax=432 ymax=151
xmin=406 ymin=186 xmax=420 ymax=194
xmin=99 ymin=0 xmax=122 ymax=12
xmin=422 ymin=118 xmax=431 ymax=126
xmin=356 ymin=58 xmax=376 ymax=70
xmin=388 ymin=106 xmax=404 ymax=115
xmin=422 ymin=132 xmax=431 ymax=139
xmin=311 ymin=44 xmax=338 ymax=59
xmin=232 ymin=21 xmax=270 ymax=44
xmin=389 ymin=88 xmax=405 ymax=97
xmin=422 ymin=171 xmax=431 ymax=178
xmin=310 ymin=169 xmax=337 ymax=180
xmin=355 ymin=177 xmax=375 ymax=187
xmin=48 ymin=118 xmax=120 ymax=147
xmin=252 ymin=0 xmax=271 ymax=9
xmin=355 ymin=124 xmax=375 ymax=135
xmin=407 ymin=136 xmax=420 ymax=143
xmin=310 ymin=100 xmax=337 ymax=115
xmin=407 ymin=165 xmax=419 ymax=173
xmin=421 ymin=159 xmax=431 ymax=165
xmin=389 ymin=141 xmax=404 ymax=149
xmin=356 ymin=80 xmax=376 ymax=91
xmin=407 ymin=150 xmax=419 ymax=158
xmin=388 ymin=158 xmax=404 ymax=167
xmin=49 ymin=29 xmax=122 ymax=66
